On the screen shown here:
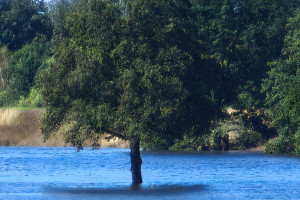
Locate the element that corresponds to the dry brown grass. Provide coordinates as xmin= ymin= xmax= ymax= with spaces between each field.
xmin=0 ymin=108 xmax=129 ymax=148
xmin=0 ymin=108 xmax=45 ymax=146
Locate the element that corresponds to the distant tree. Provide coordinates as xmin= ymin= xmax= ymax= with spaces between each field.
xmin=0 ymin=46 xmax=10 ymax=89
xmin=0 ymin=0 xmax=53 ymax=105
xmin=263 ymin=9 xmax=300 ymax=155
xmin=47 ymin=0 xmax=72 ymax=44
xmin=39 ymin=0 xmax=218 ymax=184
xmin=9 ymin=36 xmax=51 ymax=96
xmin=192 ymin=0 xmax=300 ymax=110
xmin=0 ymin=0 xmax=53 ymax=51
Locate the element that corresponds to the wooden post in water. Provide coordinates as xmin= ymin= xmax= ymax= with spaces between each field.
xmin=130 ymin=138 xmax=143 ymax=184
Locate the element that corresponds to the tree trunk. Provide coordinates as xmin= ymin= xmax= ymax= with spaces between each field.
xmin=130 ymin=138 xmax=143 ymax=184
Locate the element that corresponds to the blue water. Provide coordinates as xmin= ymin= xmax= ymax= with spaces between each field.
xmin=0 ymin=147 xmax=300 ymax=200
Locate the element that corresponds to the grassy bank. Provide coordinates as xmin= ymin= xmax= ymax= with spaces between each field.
xmin=0 ymin=108 xmax=272 ymax=151
xmin=0 ymin=108 xmax=129 ymax=148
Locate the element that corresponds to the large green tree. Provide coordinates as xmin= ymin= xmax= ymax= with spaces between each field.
xmin=39 ymin=0 xmax=217 ymax=184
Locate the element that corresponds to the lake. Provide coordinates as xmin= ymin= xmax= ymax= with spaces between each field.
xmin=0 ymin=147 xmax=299 ymax=199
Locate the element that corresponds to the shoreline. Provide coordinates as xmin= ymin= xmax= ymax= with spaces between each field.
xmin=0 ymin=145 xmax=265 ymax=153
xmin=0 ymin=108 xmax=265 ymax=152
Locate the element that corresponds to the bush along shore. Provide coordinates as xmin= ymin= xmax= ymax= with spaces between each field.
xmin=169 ymin=108 xmax=278 ymax=152
xmin=0 ymin=108 xmax=275 ymax=152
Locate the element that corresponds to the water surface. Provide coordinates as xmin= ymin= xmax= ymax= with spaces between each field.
xmin=0 ymin=147 xmax=299 ymax=199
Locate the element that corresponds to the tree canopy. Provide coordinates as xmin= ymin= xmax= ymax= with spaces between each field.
xmin=39 ymin=0 xmax=218 ymax=150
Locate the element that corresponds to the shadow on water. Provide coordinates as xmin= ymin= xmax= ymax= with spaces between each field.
xmin=43 ymin=184 xmax=206 ymax=196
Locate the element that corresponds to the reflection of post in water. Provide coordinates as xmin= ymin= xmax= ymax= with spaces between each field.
xmin=130 ymin=183 xmax=142 ymax=191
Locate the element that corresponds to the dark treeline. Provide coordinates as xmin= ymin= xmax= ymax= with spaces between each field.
xmin=0 ymin=0 xmax=299 ymax=156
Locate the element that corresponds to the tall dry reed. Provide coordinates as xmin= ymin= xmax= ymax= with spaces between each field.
xmin=0 ymin=108 xmax=128 ymax=147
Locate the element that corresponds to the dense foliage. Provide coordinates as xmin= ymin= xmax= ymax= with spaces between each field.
xmin=264 ymin=9 xmax=300 ymax=155
xmin=192 ymin=0 xmax=300 ymax=110
xmin=0 ymin=0 xmax=52 ymax=106
xmin=0 ymin=0 xmax=52 ymax=51
xmin=0 ymin=0 xmax=299 ymax=155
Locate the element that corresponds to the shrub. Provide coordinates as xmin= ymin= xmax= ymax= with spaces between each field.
xmin=209 ymin=124 xmax=229 ymax=151
xmin=210 ymin=118 xmax=264 ymax=150
xmin=170 ymin=133 xmax=210 ymax=151
xmin=0 ymin=89 xmax=19 ymax=107
xmin=18 ymin=88 xmax=45 ymax=108
xmin=265 ymin=136 xmax=296 ymax=155
xmin=235 ymin=130 xmax=263 ymax=150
